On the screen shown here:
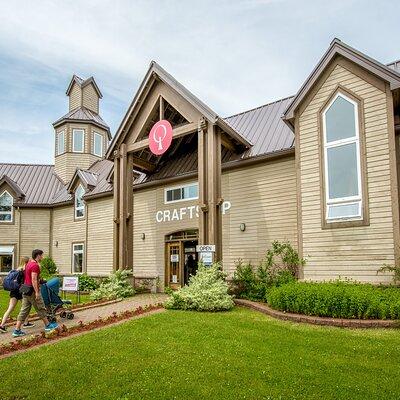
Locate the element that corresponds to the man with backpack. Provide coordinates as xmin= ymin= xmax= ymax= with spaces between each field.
xmin=12 ymin=249 xmax=58 ymax=337
xmin=0 ymin=256 xmax=35 ymax=333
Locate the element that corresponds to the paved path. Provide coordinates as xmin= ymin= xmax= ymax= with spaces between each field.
xmin=0 ymin=293 xmax=168 ymax=345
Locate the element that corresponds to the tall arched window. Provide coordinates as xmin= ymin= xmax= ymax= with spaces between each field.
xmin=75 ymin=185 xmax=85 ymax=219
xmin=322 ymin=92 xmax=362 ymax=222
xmin=0 ymin=191 xmax=13 ymax=222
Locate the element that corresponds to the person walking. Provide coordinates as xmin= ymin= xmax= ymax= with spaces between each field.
xmin=0 ymin=256 xmax=35 ymax=333
xmin=12 ymin=249 xmax=58 ymax=337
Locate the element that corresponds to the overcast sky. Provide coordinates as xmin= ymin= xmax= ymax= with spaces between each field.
xmin=0 ymin=0 xmax=399 ymax=164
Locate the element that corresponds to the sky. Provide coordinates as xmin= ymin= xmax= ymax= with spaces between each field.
xmin=0 ymin=0 xmax=399 ymax=164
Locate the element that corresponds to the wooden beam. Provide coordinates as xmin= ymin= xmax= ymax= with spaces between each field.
xmin=113 ymin=153 xmax=120 ymax=270
xmin=198 ymin=117 xmax=207 ymax=245
xmin=132 ymin=156 xmax=156 ymax=173
xmin=159 ymin=96 xmax=164 ymax=120
xmin=127 ymin=122 xmax=197 ymax=153
xmin=118 ymin=144 xmax=127 ymax=270
xmin=221 ymin=134 xmax=236 ymax=153
xmin=126 ymin=153 xmax=134 ymax=269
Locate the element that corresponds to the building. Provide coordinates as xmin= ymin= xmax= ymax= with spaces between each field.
xmin=1 ymin=38 xmax=400 ymax=287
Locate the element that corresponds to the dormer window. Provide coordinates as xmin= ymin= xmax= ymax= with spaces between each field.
xmin=57 ymin=131 xmax=65 ymax=155
xmin=322 ymin=92 xmax=362 ymax=222
xmin=0 ymin=191 xmax=13 ymax=222
xmin=75 ymin=184 xmax=85 ymax=219
xmin=93 ymin=132 xmax=103 ymax=157
xmin=73 ymin=129 xmax=85 ymax=153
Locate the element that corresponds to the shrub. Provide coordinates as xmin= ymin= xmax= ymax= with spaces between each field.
xmin=40 ymin=256 xmax=57 ymax=280
xmin=268 ymin=281 xmax=400 ymax=320
xmin=377 ymin=264 xmax=400 ymax=285
xmin=90 ymin=270 xmax=134 ymax=301
xmin=165 ymin=263 xmax=234 ymax=312
xmin=231 ymin=241 xmax=303 ymax=301
xmin=78 ymin=274 xmax=99 ymax=291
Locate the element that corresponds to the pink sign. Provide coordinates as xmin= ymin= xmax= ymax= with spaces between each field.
xmin=149 ymin=120 xmax=173 ymax=155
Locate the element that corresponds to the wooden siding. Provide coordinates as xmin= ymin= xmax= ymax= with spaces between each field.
xmin=86 ymin=197 xmax=113 ymax=275
xmin=82 ymin=84 xmax=99 ymax=114
xmin=298 ymin=62 xmax=395 ymax=283
xmin=69 ymin=82 xmax=81 ymax=111
xmin=221 ymin=157 xmax=298 ymax=277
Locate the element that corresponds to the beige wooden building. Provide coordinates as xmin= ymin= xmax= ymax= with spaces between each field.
xmin=1 ymin=39 xmax=400 ymax=287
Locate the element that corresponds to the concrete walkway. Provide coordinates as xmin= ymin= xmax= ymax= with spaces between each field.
xmin=0 ymin=293 xmax=168 ymax=345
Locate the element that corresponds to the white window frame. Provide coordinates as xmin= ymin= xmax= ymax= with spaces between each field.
xmin=0 ymin=190 xmax=13 ymax=223
xmin=72 ymin=129 xmax=85 ymax=153
xmin=74 ymin=184 xmax=85 ymax=220
xmin=93 ymin=132 xmax=103 ymax=157
xmin=164 ymin=182 xmax=199 ymax=204
xmin=0 ymin=245 xmax=14 ymax=274
xmin=57 ymin=130 xmax=65 ymax=155
xmin=72 ymin=243 xmax=85 ymax=274
xmin=322 ymin=92 xmax=362 ymax=222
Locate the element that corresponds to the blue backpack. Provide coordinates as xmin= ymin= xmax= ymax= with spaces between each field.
xmin=3 ymin=270 xmax=23 ymax=291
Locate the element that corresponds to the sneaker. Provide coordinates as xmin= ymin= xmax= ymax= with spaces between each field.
xmin=12 ymin=329 xmax=26 ymax=337
xmin=0 ymin=326 xmax=7 ymax=334
xmin=22 ymin=322 xmax=35 ymax=329
xmin=44 ymin=322 xmax=58 ymax=332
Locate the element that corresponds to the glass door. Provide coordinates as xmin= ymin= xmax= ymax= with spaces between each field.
xmin=166 ymin=242 xmax=182 ymax=289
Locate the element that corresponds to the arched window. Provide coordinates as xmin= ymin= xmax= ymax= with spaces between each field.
xmin=75 ymin=185 xmax=85 ymax=219
xmin=0 ymin=191 xmax=13 ymax=222
xmin=322 ymin=92 xmax=362 ymax=221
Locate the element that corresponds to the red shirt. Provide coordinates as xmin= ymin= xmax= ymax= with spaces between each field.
xmin=24 ymin=260 xmax=41 ymax=286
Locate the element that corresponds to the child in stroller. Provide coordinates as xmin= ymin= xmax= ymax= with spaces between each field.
xmin=40 ymin=278 xmax=74 ymax=323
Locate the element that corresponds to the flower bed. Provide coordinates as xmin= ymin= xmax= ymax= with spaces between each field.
xmin=0 ymin=303 xmax=163 ymax=357
xmin=268 ymin=281 xmax=400 ymax=320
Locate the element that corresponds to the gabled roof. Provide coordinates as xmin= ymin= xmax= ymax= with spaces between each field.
xmin=53 ymin=106 xmax=111 ymax=137
xmin=0 ymin=175 xmax=25 ymax=200
xmin=283 ymin=38 xmax=400 ymax=122
xmin=0 ymin=164 xmax=64 ymax=205
xmin=67 ymin=169 xmax=99 ymax=193
xmin=66 ymin=75 xmax=103 ymax=98
xmin=106 ymin=61 xmax=251 ymax=159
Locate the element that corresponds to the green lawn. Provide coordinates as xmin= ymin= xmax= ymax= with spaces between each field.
xmin=0 ymin=289 xmax=90 ymax=319
xmin=0 ymin=307 xmax=399 ymax=400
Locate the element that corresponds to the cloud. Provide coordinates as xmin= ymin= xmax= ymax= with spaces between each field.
xmin=0 ymin=0 xmax=399 ymax=163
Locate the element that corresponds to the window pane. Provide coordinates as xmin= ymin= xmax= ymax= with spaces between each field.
xmin=325 ymin=95 xmax=356 ymax=142
xmin=327 ymin=143 xmax=359 ymax=199
xmin=73 ymin=252 xmax=83 ymax=273
xmin=0 ymin=192 xmax=12 ymax=209
xmin=171 ymin=188 xmax=181 ymax=201
xmin=58 ymin=132 xmax=65 ymax=155
xmin=94 ymin=133 xmax=103 ymax=157
xmin=183 ymin=185 xmax=198 ymax=199
xmin=166 ymin=191 xmax=173 ymax=202
xmin=73 ymin=130 xmax=84 ymax=152
xmin=0 ymin=213 xmax=11 ymax=221
xmin=328 ymin=202 xmax=361 ymax=219
xmin=0 ymin=255 xmax=13 ymax=273
xmin=75 ymin=186 xmax=85 ymax=218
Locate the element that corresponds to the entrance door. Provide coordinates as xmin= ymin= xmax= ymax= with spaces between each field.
xmin=166 ymin=242 xmax=182 ymax=290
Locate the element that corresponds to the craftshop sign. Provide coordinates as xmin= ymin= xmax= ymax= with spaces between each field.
xmin=156 ymin=201 xmax=231 ymax=223
xmin=149 ymin=120 xmax=173 ymax=155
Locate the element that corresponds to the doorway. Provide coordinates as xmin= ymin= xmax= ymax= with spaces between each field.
xmin=165 ymin=230 xmax=198 ymax=289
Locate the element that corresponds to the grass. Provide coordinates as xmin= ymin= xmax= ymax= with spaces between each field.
xmin=0 ymin=289 xmax=91 ymax=319
xmin=0 ymin=307 xmax=399 ymax=400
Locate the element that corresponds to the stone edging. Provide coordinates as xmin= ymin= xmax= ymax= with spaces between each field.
xmin=234 ymin=299 xmax=400 ymax=328
xmin=5 ymin=298 xmax=122 ymax=327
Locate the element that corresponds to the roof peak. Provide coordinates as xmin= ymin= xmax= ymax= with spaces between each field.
xmin=66 ymin=75 xmax=103 ymax=98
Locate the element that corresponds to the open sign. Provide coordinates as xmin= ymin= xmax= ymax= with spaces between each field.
xmin=149 ymin=120 xmax=173 ymax=155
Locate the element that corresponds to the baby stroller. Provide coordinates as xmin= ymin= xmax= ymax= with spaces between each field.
xmin=40 ymin=277 xmax=74 ymax=323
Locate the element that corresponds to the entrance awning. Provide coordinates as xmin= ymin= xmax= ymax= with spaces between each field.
xmin=0 ymin=246 xmax=14 ymax=255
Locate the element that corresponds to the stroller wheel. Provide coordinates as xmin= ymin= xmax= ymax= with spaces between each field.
xmin=60 ymin=311 xmax=67 ymax=319
xmin=67 ymin=313 xmax=74 ymax=320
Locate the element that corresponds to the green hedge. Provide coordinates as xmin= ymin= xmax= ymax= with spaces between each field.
xmin=267 ymin=281 xmax=400 ymax=320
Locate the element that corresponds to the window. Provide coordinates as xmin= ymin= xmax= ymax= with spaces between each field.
xmin=57 ymin=131 xmax=65 ymax=155
xmin=93 ymin=132 xmax=103 ymax=157
xmin=72 ymin=243 xmax=84 ymax=273
xmin=73 ymin=129 xmax=85 ymax=153
xmin=165 ymin=183 xmax=198 ymax=203
xmin=322 ymin=92 xmax=362 ymax=222
xmin=75 ymin=184 xmax=85 ymax=219
xmin=0 ymin=191 xmax=13 ymax=222
xmin=0 ymin=246 xmax=14 ymax=273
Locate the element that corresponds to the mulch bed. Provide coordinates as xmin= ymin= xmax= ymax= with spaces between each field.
xmin=234 ymin=299 xmax=400 ymax=328
xmin=0 ymin=303 xmax=164 ymax=357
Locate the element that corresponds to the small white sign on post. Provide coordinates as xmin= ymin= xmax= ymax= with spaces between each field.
xmin=62 ymin=276 xmax=79 ymax=292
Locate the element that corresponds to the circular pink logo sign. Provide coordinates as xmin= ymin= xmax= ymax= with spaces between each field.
xmin=149 ymin=120 xmax=173 ymax=155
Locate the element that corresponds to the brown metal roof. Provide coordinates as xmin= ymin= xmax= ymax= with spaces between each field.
xmin=0 ymin=164 xmax=64 ymax=205
xmin=53 ymin=106 xmax=111 ymax=136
